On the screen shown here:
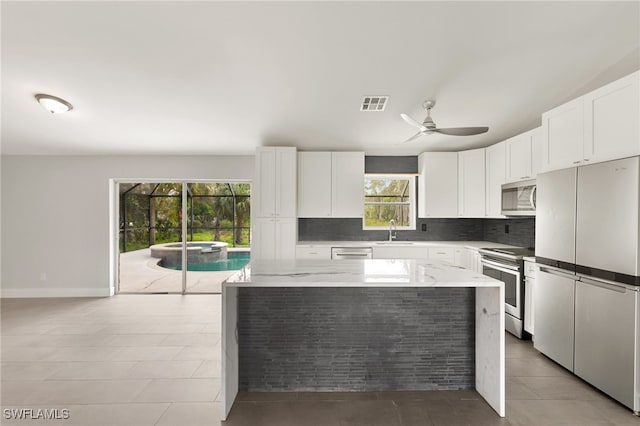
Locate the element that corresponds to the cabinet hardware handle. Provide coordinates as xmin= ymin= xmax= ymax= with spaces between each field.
xmin=572 ymin=161 xmax=581 ymax=164
xmin=520 ymin=176 xmax=530 ymax=179
xmin=583 ymin=158 xmax=590 ymax=162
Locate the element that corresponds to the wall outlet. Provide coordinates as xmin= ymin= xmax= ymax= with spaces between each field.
xmin=40 ymin=272 xmax=47 ymax=281
xmin=504 ymin=224 xmax=510 ymax=234
xmin=421 ymin=223 xmax=427 ymax=232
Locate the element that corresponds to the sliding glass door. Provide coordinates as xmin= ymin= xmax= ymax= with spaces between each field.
xmin=117 ymin=181 xmax=251 ymax=294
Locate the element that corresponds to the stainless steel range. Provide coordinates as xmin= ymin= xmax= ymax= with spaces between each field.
xmin=478 ymin=247 xmax=535 ymax=339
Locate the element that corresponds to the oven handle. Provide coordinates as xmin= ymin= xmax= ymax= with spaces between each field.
xmin=481 ymin=258 xmax=520 ymax=272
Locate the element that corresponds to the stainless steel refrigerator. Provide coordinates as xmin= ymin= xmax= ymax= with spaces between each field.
xmin=535 ymin=156 xmax=640 ymax=413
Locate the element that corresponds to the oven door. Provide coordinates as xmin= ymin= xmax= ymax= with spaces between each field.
xmin=481 ymin=258 xmax=522 ymax=319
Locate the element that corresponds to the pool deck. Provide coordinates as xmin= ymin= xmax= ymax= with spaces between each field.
xmin=119 ymin=248 xmax=245 ymax=293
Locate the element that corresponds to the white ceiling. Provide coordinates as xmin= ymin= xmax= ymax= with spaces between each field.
xmin=2 ymin=1 xmax=639 ymax=156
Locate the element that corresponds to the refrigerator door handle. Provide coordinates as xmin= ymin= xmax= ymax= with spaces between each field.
xmin=578 ymin=275 xmax=632 ymax=294
xmin=539 ymin=266 xmax=576 ymax=280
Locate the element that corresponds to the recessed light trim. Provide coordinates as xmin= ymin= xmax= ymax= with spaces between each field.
xmin=35 ymin=94 xmax=73 ymax=114
xmin=361 ymin=95 xmax=388 ymax=111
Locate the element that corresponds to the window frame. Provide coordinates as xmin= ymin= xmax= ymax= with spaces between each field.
xmin=362 ymin=174 xmax=416 ymax=230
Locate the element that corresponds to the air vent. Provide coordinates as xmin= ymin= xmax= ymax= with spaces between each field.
xmin=361 ymin=96 xmax=388 ymax=111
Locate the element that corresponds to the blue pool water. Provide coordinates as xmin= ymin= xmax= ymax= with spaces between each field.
xmin=162 ymin=251 xmax=250 ymax=272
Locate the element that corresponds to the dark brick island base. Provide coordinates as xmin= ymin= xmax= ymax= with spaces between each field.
xmin=237 ymin=287 xmax=475 ymax=392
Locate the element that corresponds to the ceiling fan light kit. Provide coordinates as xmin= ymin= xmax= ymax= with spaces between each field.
xmin=35 ymin=94 xmax=73 ymax=114
xmin=399 ymin=99 xmax=489 ymax=144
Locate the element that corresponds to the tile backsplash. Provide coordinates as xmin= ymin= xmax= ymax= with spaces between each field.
xmin=298 ymin=217 xmax=535 ymax=248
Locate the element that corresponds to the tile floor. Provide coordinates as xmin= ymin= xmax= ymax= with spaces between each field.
xmin=1 ymin=295 xmax=639 ymax=425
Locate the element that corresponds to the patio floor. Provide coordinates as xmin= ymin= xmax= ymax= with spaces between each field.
xmin=118 ymin=248 xmax=242 ymax=294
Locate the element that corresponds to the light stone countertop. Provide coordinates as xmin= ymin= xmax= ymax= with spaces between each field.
xmin=223 ymin=258 xmax=503 ymax=288
xmin=296 ymin=240 xmax=522 ymax=250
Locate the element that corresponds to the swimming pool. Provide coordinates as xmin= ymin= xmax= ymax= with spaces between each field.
xmin=160 ymin=251 xmax=250 ymax=272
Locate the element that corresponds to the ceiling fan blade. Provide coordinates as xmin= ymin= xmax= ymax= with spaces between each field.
xmin=400 ymin=113 xmax=427 ymax=131
xmin=433 ymin=127 xmax=489 ymax=136
xmin=396 ymin=131 xmax=427 ymax=145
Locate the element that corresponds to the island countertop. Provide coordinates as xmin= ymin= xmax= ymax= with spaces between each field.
xmin=223 ymin=258 xmax=503 ymax=288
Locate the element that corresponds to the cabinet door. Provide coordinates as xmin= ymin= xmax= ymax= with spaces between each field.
xmin=428 ymin=247 xmax=454 ymax=263
xmin=297 ymin=152 xmax=332 ymax=217
xmin=275 ymin=218 xmax=297 ymax=259
xmin=255 ymin=148 xmax=277 ymax=217
xmin=524 ymin=278 xmax=535 ymax=335
xmin=533 ymin=268 xmax=576 ymax=372
xmin=275 ymin=148 xmax=297 ymax=218
xmin=453 ymin=248 xmax=467 ymax=268
xmin=252 ymin=218 xmax=276 ymax=260
xmin=418 ymin=152 xmax=458 ymax=217
xmin=530 ymin=127 xmax=542 ymax=178
xmin=331 ymin=152 xmax=364 ymax=218
xmin=372 ymin=246 xmax=429 ymax=259
xmin=506 ymin=134 xmax=532 ymax=182
xmin=458 ymin=148 xmax=485 ymax=217
xmin=296 ymin=246 xmax=332 ymax=260
xmin=485 ymin=142 xmax=506 ymax=217
xmin=541 ymin=97 xmax=584 ymax=172
xmin=583 ymin=71 xmax=640 ymax=164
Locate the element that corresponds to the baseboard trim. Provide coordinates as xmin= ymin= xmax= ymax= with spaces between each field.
xmin=0 ymin=287 xmax=112 ymax=298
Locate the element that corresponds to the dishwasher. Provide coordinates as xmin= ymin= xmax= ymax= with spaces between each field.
xmin=331 ymin=247 xmax=373 ymax=260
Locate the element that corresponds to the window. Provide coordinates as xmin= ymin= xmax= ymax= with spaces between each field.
xmin=363 ymin=175 xmax=415 ymax=229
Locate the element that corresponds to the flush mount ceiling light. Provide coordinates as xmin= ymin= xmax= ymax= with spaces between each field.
xmin=35 ymin=94 xmax=73 ymax=114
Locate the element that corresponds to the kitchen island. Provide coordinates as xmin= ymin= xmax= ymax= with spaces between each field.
xmin=221 ymin=258 xmax=505 ymax=420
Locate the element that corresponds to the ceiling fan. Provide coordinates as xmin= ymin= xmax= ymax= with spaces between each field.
xmin=399 ymin=100 xmax=489 ymax=144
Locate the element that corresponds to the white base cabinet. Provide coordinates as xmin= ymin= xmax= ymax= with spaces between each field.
xmin=295 ymin=246 xmax=332 ymax=260
xmin=523 ymin=261 xmax=537 ymax=335
xmin=372 ymin=245 xmax=429 ymax=260
xmin=253 ymin=218 xmax=296 ymax=260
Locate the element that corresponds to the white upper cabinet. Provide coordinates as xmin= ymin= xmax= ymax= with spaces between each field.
xmin=531 ymin=128 xmax=542 ymax=177
xmin=417 ymin=152 xmax=458 ymax=218
xmin=331 ymin=152 xmax=365 ymax=218
xmin=297 ymin=151 xmax=364 ymax=218
xmin=541 ymin=97 xmax=584 ymax=172
xmin=541 ymin=71 xmax=639 ymax=172
xmin=255 ymin=147 xmax=297 ymax=218
xmin=583 ymin=71 xmax=640 ymax=163
xmin=505 ymin=127 xmax=541 ymax=183
xmin=485 ymin=142 xmax=506 ymax=217
xmin=458 ymin=148 xmax=486 ymax=217
xmin=297 ymin=152 xmax=332 ymax=217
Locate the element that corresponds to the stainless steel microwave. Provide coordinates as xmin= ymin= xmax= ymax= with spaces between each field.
xmin=501 ymin=179 xmax=536 ymax=216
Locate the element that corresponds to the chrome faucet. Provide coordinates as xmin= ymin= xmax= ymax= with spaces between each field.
xmin=388 ymin=219 xmax=397 ymax=242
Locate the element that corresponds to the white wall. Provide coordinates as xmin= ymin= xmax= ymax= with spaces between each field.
xmin=1 ymin=155 xmax=254 ymax=298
